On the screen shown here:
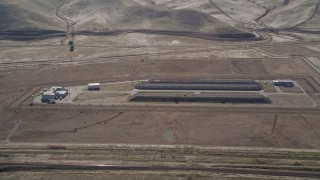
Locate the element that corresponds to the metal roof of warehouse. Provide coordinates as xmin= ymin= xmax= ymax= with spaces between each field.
xmin=149 ymin=79 xmax=258 ymax=84
xmin=135 ymin=83 xmax=261 ymax=91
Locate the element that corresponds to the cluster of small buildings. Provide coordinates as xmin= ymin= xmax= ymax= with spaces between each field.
xmin=39 ymin=83 xmax=100 ymax=104
xmin=41 ymin=86 xmax=69 ymax=103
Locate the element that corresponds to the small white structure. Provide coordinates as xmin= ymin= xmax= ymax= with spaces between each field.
xmin=56 ymin=90 xmax=68 ymax=98
xmin=272 ymin=80 xmax=294 ymax=87
xmin=41 ymin=91 xmax=56 ymax=102
xmin=50 ymin=86 xmax=63 ymax=92
xmin=88 ymin=83 xmax=100 ymax=91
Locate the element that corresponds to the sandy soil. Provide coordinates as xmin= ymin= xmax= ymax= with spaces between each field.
xmin=0 ymin=39 xmax=271 ymax=70
xmin=1 ymin=109 xmax=319 ymax=149
xmin=3 ymin=143 xmax=320 ymax=179
xmin=0 ymin=52 xmax=320 ymax=149
xmin=259 ymin=81 xmax=277 ymax=93
xmin=268 ymin=94 xmax=315 ymax=107
xmin=1 ymin=1 xmax=320 ymax=179
xmin=74 ymin=92 xmax=129 ymax=104
xmin=279 ymin=86 xmax=304 ymax=93
xmin=259 ymin=46 xmax=320 ymax=57
xmin=269 ymin=34 xmax=299 ymax=42
xmin=309 ymin=57 xmax=320 ymax=69
xmin=260 ymin=0 xmax=318 ymax=28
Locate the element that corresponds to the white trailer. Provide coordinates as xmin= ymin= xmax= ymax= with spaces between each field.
xmin=88 ymin=83 xmax=100 ymax=90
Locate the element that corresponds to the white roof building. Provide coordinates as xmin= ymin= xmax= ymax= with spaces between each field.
xmin=88 ymin=83 xmax=100 ymax=86
xmin=41 ymin=91 xmax=56 ymax=101
xmin=50 ymin=86 xmax=64 ymax=92
xmin=272 ymin=80 xmax=293 ymax=83
xmin=88 ymin=83 xmax=100 ymax=90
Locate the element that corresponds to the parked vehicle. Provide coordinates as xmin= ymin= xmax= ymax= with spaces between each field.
xmin=47 ymin=99 xmax=56 ymax=104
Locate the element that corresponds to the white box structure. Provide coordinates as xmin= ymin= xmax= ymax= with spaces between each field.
xmin=41 ymin=91 xmax=56 ymax=102
xmin=88 ymin=83 xmax=100 ymax=90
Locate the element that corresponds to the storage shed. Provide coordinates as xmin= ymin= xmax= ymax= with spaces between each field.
xmin=272 ymin=80 xmax=294 ymax=87
xmin=41 ymin=91 xmax=56 ymax=102
xmin=88 ymin=83 xmax=100 ymax=91
xmin=50 ymin=86 xmax=63 ymax=92
xmin=56 ymin=90 xmax=68 ymax=98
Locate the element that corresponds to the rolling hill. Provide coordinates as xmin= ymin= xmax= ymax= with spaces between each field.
xmin=0 ymin=0 xmax=66 ymax=31
xmin=259 ymin=0 xmax=319 ymax=29
xmin=0 ymin=0 xmax=254 ymax=39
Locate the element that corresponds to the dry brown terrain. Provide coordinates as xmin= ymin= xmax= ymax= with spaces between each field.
xmin=1 ymin=0 xmax=320 ymax=179
xmin=1 ymin=53 xmax=320 ymax=148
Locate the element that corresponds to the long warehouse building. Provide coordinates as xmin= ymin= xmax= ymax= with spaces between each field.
xmin=130 ymin=93 xmax=271 ymax=104
xmin=135 ymin=80 xmax=262 ymax=91
xmin=148 ymin=79 xmax=258 ymax=84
